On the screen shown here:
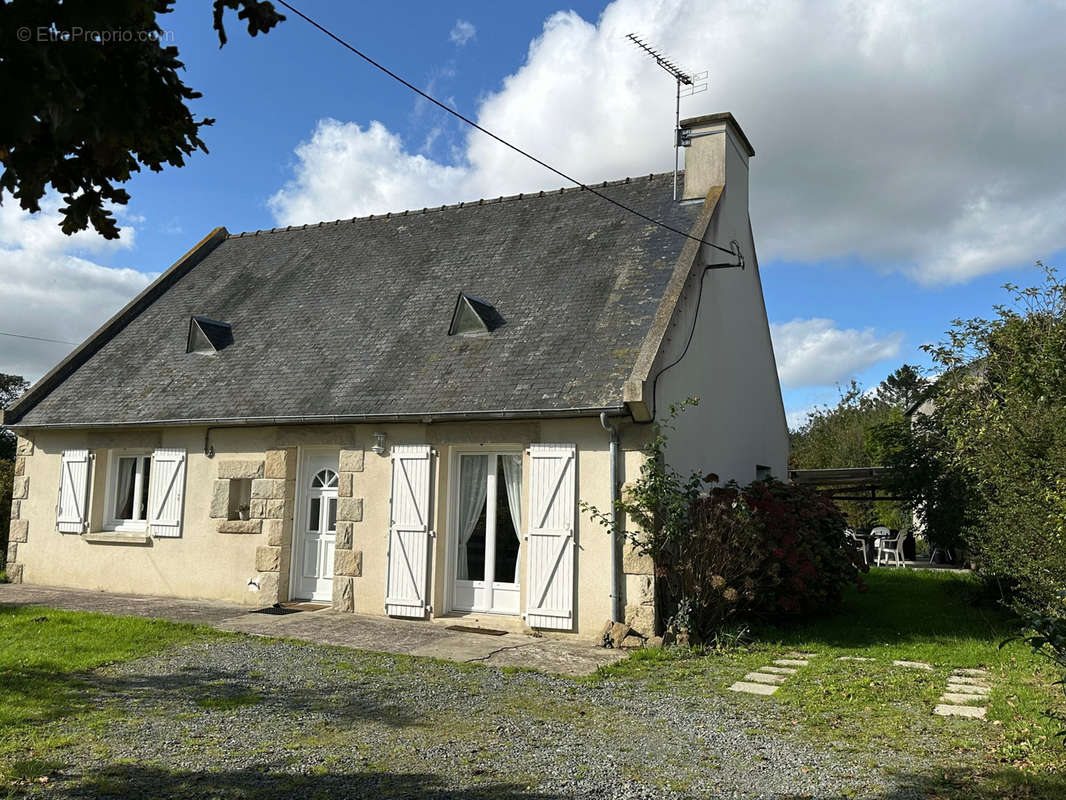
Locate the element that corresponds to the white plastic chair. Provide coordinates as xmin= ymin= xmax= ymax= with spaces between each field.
xmin=874 ymin=526 xmax=905 ymax=567
xmin=845 ymin=528 xmax=868 ymax=565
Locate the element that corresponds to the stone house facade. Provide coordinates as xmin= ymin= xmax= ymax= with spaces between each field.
xmin=3 ymin=113 xmax=788 ymax=640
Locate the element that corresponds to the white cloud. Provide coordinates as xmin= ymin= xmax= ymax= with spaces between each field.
xmin=269 ymin=120 xmax=467 ymax=222
xmin=270 ymin=0 xmax=1066 ymax=285
xmin=449 ymin=20 xmax=476 ymax=46
xmin=0 ymin=198 xmax=151 ymax=383
xmin=771 ymin=318 xmax=903 ymax=389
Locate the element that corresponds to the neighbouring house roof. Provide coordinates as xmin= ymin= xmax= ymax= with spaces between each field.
xmin=6 ymin=173 xmax=706 ymax=428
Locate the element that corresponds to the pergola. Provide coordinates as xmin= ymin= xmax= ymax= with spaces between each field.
xmin=788 ymin=467 xmax=901 ymax=502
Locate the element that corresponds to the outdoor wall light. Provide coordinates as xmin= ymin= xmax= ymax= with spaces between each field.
xmin=371 ymin=432 xmax=387 ymax=456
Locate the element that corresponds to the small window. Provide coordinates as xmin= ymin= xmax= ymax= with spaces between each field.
xmin=107 ymin=452 xmax=153 ymax=531
xmin=187 ymin=316 xmax=233 ymax=354
xmin=448 ymin=293 xmax=505 ymax=336
xmin=227 ymin=478 xmax=252 ymax=520
xmin=311 ymin=469 xmax=338 ymax=488
xmin=755 ymin=464 xmax=773 ymax=481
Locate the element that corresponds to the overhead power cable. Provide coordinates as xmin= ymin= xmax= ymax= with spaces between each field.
xmin=273 ymin=0 xmax=740 ymax=260
xmin=0 ymin=331 xmax=79 ymax=346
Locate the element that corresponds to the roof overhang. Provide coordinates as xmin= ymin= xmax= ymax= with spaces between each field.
xmin=624 ymin=185 xmax=724 ymax=422
xmin=7 ymin=405 xmax=630 ymax=430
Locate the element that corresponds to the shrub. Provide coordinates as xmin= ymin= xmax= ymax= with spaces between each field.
xmin=739 ymin=479 xmax=863 ymax=615
xmin=651 ymin=480 xmax=862 ymax=640
xmin=1012 ymin=603 xmax=1066 ymax=742
xmin=655 ymin=492 xmax=777 ymax=635
xmin=584 ymin=401 xmax=862 ymax=641
xmin=923 ymin=265 xmax=1066 ymax=618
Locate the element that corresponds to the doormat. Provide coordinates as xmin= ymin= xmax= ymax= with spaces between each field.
xmin=445 ymin=625 xmax=509 ymax=636
xmin=252 ymin=602 xmax=329 ymax=615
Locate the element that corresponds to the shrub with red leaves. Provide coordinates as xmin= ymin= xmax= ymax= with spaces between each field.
xmin=667 ymin=480 xmax=865 ymax=636
xmin=738 ymin=479 xmax=865 ymax=616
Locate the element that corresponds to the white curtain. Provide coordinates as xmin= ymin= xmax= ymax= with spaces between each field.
xmin=501 ymin=454 xmax=523 ymax=583
xmin=457 ymin=455 xmax=488 ymax=580
xmin=115 ymin=457 xmax=135 ymax=519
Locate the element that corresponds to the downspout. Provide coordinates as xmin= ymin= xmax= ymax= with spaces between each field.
xmin=600 ymin=412 xmax=622 ymax=623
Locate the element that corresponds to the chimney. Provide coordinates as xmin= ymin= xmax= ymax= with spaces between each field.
xmin=678 ymin=112 xmax=755 ymax=202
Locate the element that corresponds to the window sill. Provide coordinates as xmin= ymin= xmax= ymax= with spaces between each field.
xmin=83 ymin=531 xmax=152 ymax=545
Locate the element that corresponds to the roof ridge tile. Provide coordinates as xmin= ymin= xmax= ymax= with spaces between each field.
xmin=225 ymin=171 xmax=676 ymax=239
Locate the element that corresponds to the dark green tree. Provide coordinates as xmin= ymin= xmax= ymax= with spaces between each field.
xmin=0 ymin=1 xmax=284 ymax=239
xmin=790 ymin=372 xmax=923 ymax=530
xmin=870 ymin=408 xmax=979 ymax=553
xmin=0 ymin=373 xmax=30 ymax=462
xmin=876 ymin=364 xmax=927 ymax=410
xmin=1 ymin=373 xmax=29 ymax=572
xmin=923 ymin=264 xmax=1066 ymax=617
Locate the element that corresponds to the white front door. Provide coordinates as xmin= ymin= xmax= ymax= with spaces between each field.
xmin=293 ymin=453 xmax=338 ymax=602
xmin=452 ymin=451 xmax=522 ymax=615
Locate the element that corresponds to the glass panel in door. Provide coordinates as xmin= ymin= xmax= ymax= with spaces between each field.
xmin=454 ymin=453 xmax=521 ymax=614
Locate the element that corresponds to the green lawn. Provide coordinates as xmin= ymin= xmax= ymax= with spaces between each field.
xmin=0 ymin=571 xmax=1063 ymax=798
xmin=0 ymin=606 xmax=214 ymax=778
xmin=605 ymin=568 xmax=1066 ymax=797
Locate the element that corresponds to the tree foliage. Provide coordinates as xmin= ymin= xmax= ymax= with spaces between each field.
xmin=790 ymin=380 xmax=900 ymax=470
xmin=870 ymin=409 xmax=979 ymax=552
xmin=921 ymin=265 xmax=1066 ymax=619
xmin=789 ymin=367 xmax=924 ymax=529
xmin=0 ymin=373 xmax=30 ymax=462
xmin=0 ymin=373 xmax=28 ymax=572
xmin=0 ymin=1 xmax=284 ymax=239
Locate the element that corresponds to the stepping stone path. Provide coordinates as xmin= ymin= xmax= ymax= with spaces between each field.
xmin=934 ymin=667 xmax=992 ymax=719
xmin=893 ymin=660 xmax=934 ymax=671
xmin=729 ymin=652 xmax=816 ymax=696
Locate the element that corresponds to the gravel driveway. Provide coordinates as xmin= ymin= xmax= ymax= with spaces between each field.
xmin=11 ymin=636 xmax=922 ymax=800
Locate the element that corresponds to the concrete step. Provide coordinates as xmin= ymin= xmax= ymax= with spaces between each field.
xmin=773 ymin=658 xmax=809 ymax=667
xmin=838 ymin=656 xmax=876 ymax=662
xmin=758 ymin=666 xmax=797 ymax=675
xmin=946 ymin=683 xmax=989 ymax=696
xmin=893 ymin=660 xmax=933 ymax=670
xmin=948 ymin=675 xmax=990 ymax=688
xmin=729 ymin=681 xmax=779 ymax=695
xmin=940 ymin=692 xmax=986 ymax=705
xmin=744 ymin=671 xmax=788 ymax=685
xmin=934 ymin=703 xmax=986 ymax=719
xmin=954 ymin=668 xmax=990 ymax=677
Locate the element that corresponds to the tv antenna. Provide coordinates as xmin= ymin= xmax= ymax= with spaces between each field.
xmin=626 ymin=33 xmax=708 ymax=200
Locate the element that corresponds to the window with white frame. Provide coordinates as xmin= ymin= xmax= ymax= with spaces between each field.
xmin=106 ymin=452 xmax=153 ymax=530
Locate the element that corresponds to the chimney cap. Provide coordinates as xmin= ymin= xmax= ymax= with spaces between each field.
xmin=679 ymin=112 xmax=755 ymax=158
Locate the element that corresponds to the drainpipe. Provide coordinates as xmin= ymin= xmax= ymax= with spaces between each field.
xmin=600 ymin=412 xmax=622 ymax=623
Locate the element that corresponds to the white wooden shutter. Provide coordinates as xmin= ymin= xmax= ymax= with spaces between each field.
xmin=385 ymin=444 xmax=434 ymax=617
xmin=525 ymin=443 xmax=576 ymax=630
xmin=56 ymin=449 xmax=91 ymax=533
xmin=148 ymin=448 xmax=187 ymax=538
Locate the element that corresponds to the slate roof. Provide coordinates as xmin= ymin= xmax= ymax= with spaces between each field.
xmin=10 ymin=173 xmax=703 ymax=426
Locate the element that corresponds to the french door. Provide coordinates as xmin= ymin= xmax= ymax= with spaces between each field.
xmin=452 ymin=451 xmax=522 ymax=615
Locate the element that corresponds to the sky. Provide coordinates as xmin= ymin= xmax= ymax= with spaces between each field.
xmin=3 ymin=0 xmax=1065 ymax=429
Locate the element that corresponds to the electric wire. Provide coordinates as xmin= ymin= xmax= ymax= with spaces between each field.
xmin=647 ymin=241 xmax=743 ymax=422
xmin=0 ymin=331 xmax=78 ymax=346
xmin=273 ymin=0 xmax=740 ymax=260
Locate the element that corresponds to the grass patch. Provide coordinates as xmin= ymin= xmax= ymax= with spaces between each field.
xmin=195 ymin=693 xmax=263 ymax=711
xmin=605 ymin=568 xmax=1066 ymax=797
xmin=0 ymin=605 xmax=214 ymax=769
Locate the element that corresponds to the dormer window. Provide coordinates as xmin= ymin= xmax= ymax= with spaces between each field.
xmin=187 ymin=316 xmax=233 ymax=354
xmin=448 ymin=293 xmax=504 ymax=336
